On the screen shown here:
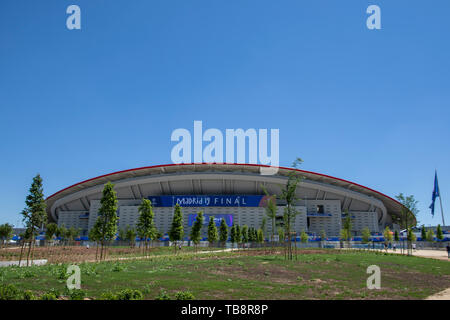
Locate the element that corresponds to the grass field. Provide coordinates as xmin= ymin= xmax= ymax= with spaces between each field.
xmin=1 ymin=248 xmax=449 ymax=300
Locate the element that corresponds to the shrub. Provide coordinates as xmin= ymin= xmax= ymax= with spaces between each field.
xmin=23 ymin=290 xmax=36 ymax=300
xmin=155 ymin=289 xmax=171 ymax=300
xmin=100 ymin=291 xmax=118 ymax=300
xmin=69 ymin=289 xmax=87 ymax=300
xmin=175 ymin=290 xmax=195 ymax=300
xmin=0 ymin=284 xmax=21 ymax=300
xmin=40 ymin=292 xmax=58 ymax=300
xmin=116 ymin=288 xmax=143 ymax=300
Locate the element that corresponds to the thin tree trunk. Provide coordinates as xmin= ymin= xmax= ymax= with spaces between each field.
xmin=26 ymin=239 xmax=32 ymax=266
xmin=19 ymin=239 xmax=25 ymax=267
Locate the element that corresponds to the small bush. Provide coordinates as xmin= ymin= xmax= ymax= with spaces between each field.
xmin=155 ymin=289 xmax=171 ymax=300
xmin=175 ymin=290 xmax=195 ymax=300
xmin=69 ymin=289 xmax=87 ymax=300
xmin=22 ymin=290 xmax=36 ymax=300
xmin=100 ymin=291 xmax=118 ymax=300
xmin=40 ymin=292 xmax=58 ymax=300
xmin=116 ymin=288 xmax=143 ymax=300
xmin=0 ymin=284 xmax=21 ymax=300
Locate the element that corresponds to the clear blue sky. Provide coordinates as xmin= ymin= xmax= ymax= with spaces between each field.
xmin=0 ymin=0 xmax=448 ymax=227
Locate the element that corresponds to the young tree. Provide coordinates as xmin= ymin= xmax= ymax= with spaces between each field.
xmin=169 ymin=204 xmax=184 ymax=253
xmin=426 ymin=229 xmax=434 ymax=242
xmin=421 ymin=225 xmax=426 ymax=241
xmin=395 ymin=193 xmax=419 ymax=255
xmin=261 ymin=186 xmax=277 ymax=246
xmin=257 ymin=228 xmax=264 ymax=245
xmin=241 ymin=225 xmax=249 ymax=249
xmin=342 ymin=210 xmax=352 ymax=248
xmin=277 ymin=227 xmax=285 ymax=245
xmin=279 ymin=158 xmax=304 ymax=260
xmin=235 ymin=225 xmax=241 ymax=249
xmin=89 ymin=225 xmax=101 ymax=260
xmin=361 ymin=227 xmax=371 ymax=245
xmin=20 ymin=174 xmax=47 ymax=266
xmin=137 ymin=198 xmax=157 ymax=255
xmin=125 ymin=226 xmax=137 ymax=248
xmin=93 ymin=182 xmax=118 ymax=260
xmin=219 ymin=218 xmax=228 ymax=248
xmin=190 ymin=211 xmax=204 ymax=251
xmin=45 ymin=223 xmax=58 ymax=245
xmin=383 ymin=226 xmax=393 ymax=250
xmin=230 ymin=224 xmax=237 ymax=249
xmin=0 ymin=223 xmax=13 ymax=248
xmin=300 ymin=231 xmax=308 ymax=245
xmin=436 ymin=224 xmax=444 ymax=241
xmin=118 ymin=228 xmax=127 ymax=244
xmin=56 ymin=224 xmax=67 ymax=245
xmin=394 ymin=230 xmax=399 ymax=242
xmin=207 ymin=216 xmax=218 ymax=247
xmin=248 ymin=227 xmax=256 ymax=247
xmin=320 ymin=229 xmax=327 ymax=248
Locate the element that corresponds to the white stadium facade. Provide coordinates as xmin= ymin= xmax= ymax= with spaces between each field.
xmin=45 ymin=163 xmax=411 ymax=240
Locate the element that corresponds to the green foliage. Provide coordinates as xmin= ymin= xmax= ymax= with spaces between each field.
xmin=426 ymin=229 xmax=435 ymax=242
xmin=394 ymin=230 xmax=399 ymax=241
xmin=241 ymin=225 xmax=248 ymax=243
xmin=155 ymin=289 xmax=171 ymax=300
xmin=257 ymin=229 xmax=264 ymax=243
xmin=40 ymin=292 xmax=58 ymax=300
xmin=320 ymin=229 xmax=327 ymax=242
xmin=230 ymin=224 xmax=237 ymax=244
xmin=0 ymin=284 xmax=21 ymax=300
xmin=436 ymin=225 xmax=444 ymax=241
xmin=175 ymin=290 xmax=195 ymax=300
xmin=22 ymin=290 xmax=35 ymax=300
xmin=383 ymin=226 xmax=393 ymax=243
xmin=219 ymin=218 xmax=228 ymax=243
xmin=137 ymin=198 xmax=157 ymax=242
xmin=69 ymin=289 xmax=87 ymax=300
xmin=100 ymin=291 xmax=118 ymax=300
xmin=21 ymin=174 xmax=47 ymax=239
xmin=67 ymin=227 xmax=80 ymax=241
xmin=94 ymin=182 xmax=118 ymax=244
xmin=407 ymin=228 xmax=417 ymax=242
xmin=116 ymin=289 xmax=143 ymax=300
xmin=421 ymin=225 xmax=426 ymax=240
xmin=125 ymin=226 xmax=137 ymax=244
xmin=0 ymin=223 xmax=14 ymax=244
xmin=207 ymin=216 xmax=218 ymax=244
xmin=361 ymin=227 xmax=371 ymax=244
xmin=261 ymin=186 xmax=277 ymax=242
xmin=277 ymin=227 xmax=285 ymax=242
xmin=235 ymin=225 xmax=241 ymax=244
xmin=395 ymin=193 xmax=419 ymax=229
xmin=169 ymin=204 xmax=184 ymax=243
xmin=300 ymin=231 xmax=308 ymax=243
xmin=45 ymin=223 xmax=58 ymax=241
xmin=190 ymin=211 xmax=204 ymax=246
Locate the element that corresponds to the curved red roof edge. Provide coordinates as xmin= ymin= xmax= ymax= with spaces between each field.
xmin=46 ymin=163 xmax=404 ymax=208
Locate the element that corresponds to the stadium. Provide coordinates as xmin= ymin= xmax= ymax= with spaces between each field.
xmin=45 ymin=163 xmax=411 ymax=240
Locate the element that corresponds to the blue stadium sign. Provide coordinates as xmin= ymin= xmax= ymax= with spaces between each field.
xmin=148 ymin=195 xmax=270 ymax=207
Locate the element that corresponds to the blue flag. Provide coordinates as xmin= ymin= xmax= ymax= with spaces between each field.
xmin=429 ymin=171 xmax=440 ymax=217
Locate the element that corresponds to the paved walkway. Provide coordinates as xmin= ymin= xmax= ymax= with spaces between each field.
xmin=426 ymin=288 xmax=450 ymax=300
xmin=382 ymin=249 xmax=449 ymax=261
xmin=0 ymin=259 xmax=48 ymax=267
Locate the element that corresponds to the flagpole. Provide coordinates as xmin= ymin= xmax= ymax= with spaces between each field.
xmin=439 ymin=193 xmax=445 ymax=226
